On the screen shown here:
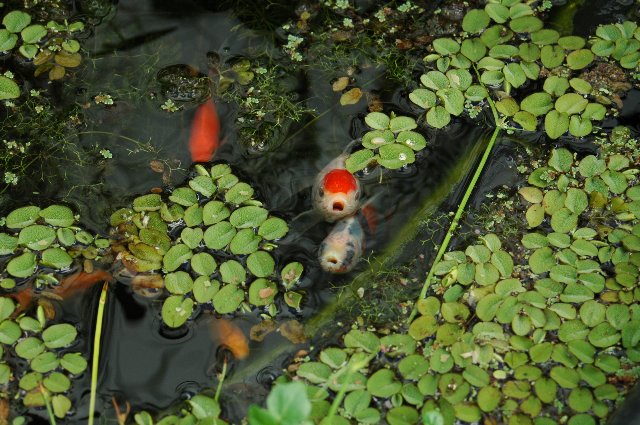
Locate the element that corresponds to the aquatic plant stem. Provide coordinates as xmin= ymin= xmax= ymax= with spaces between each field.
xmin=88 ymin=281 xmax=109 ymax=425
xmin=41 ymin=386 xmax=57 ymax=425
xmin=326 ymin=354 xmax=374 ymax=421
xmin=408 ymin=97 xmax=502 ymax=323
xmin=214 ymin=359 xmax=228 ymax=403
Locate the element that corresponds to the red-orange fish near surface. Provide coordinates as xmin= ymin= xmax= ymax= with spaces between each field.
xmin=312 ymin=154 xmax=361 ymax=222
xmin=188 ymin=100 xmax=220 ymax=162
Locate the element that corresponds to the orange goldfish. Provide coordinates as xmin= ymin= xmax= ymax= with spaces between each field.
xmin=211 ymin=319 xmax=249 ymax=360
xmin=188 ymin=100 xmax=220 ymax=163
xmin=312 ymin=154 xmax=361 ymax=222
xmin=9 ymin=269 xmax=112 ymax=313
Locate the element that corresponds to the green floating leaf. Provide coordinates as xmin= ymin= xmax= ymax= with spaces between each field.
xmin=3 ymin=10 xmax=32 ymax=33
xmin=133 ymin=194 xmax=162 ymax=212
xmin=281 ymin=262 xmax=303 ymax=289
xmin=364 ymin=112 xmax=390 ymax=130
xmin=7 ymin=252 xmax=37 ymax=278
xmin=225 ymin=182 xmax=254 ymax=205
xmin=188 ymin=175 xmax=216 ymax=197
xmin=169 ymin=187 xmax=198 ymax=207
xmin=163 ymin=244 xmax=193 ymax=272
xmin=161 ymin=295 xmax=194 ymax=328
xmin=545 ymin=110 xmax=569 ymax=140
xmin=193 ymin=276 xmax=220 ymax=303
xmin=521 ymin=92 xmax=553 ymax=117
xmin=42 ymin=323 xmax=77 ymax=349
xmin=409 ymin=89 xmax=436 ymax=109
xmin=462 ymin=9 xmax=490 ymax=33
xmin=40 ymin=247 xmax=73 ymax=269
xmin=389 ymin=116 xmax=417 ymax=132
xmin=43 ymin=372 xmax=71 ymax=393
xmin=6 ymin=206 xmax=40 ymax=229
xmin=18 ymin=225 xmax=56 ymax=250
xmin=426 ymin=106 xmax=451 ymax=128
xmin=230 ymin=206 xmax=268 ymax=229
xmin=165 ymin=271 xmax=194 ymax=294
xmin=188 ymin=394 xmax=221 ymax=420
xmin=39 ymin=205 xmax=75 ymax=227
xmin=248 ymin=278 xmax=277 ymax=306
xmin=362 ymin=130 xmax=394 ymax=149
xmin=202 ymin=221 xmax=235 ymax=251
xmin=60 ymin=352 xmax=88 ymax=375
xmin=52 ymin=394 xmax=72 ymax=419
xmin=180 ymin=227 xmax=203 ymax=249
xmin=212 ymin=283 xmax=244 ymax=314
xmin=230 ymin=228 xmax=262 ymax=255
xmin=0 ymin=29 xmax=18 ymax=51
xmin=219 ymin=260 xmax=246 ymax=284
xmin=0 ymin=233 xmax=18 ymax=255
xmin=258 ymin=217 xmax=289 ymax=241
xmin=20 ymin=24 xmax=47 ymax=43
xmin=378 ymin=143 xmax=415 ymax=169
xmin=247 ymin=251 xmax=275 ymax=277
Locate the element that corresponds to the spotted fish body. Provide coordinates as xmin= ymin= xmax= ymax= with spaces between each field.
xmin=318 ymin=216 xmax=365 ymax=273
xmin=312 ymin=154 xmax=361 ymax=222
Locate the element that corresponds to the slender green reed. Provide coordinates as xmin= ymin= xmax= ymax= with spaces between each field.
xmin=88 ymin=282 xmax=109 ymax=425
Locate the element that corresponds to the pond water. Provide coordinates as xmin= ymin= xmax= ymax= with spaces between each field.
xmin=2 ymin=0 xmax=640 ymax=424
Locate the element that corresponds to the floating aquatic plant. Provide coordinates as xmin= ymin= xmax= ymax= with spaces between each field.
xmin=270 ymin=134 xmax=640 ymax=424
xmin=345 ymin=111 xmax=426 ymax=172
xmin=0 ymin=204 xmax=109 ymax=289
xmin=0 ymin=301 xmax=87 ymax=420
xmin=110 ymin=163 xmax=304 ymax=327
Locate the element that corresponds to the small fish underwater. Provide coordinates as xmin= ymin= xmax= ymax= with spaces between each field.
xmin=188 ymin=99 xmax=220 ymax=163
xmin=312 ymin=154 xmax=361 ymax=222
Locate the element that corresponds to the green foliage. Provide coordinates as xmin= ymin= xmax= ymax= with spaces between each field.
xmin=248 ymin=382 xmax=312 ymax=425
xmin=111 ymin=164 xmax=304 ymax=326
xmin=134 ymin=393 xmax=228 ymax=424
xmin=0 ymin=204 xmax=107 ymax=285
xmin=346 ymin=111 xmax=424 ymax=172
xmin=0 ymin=304 xmax=87 ymax=417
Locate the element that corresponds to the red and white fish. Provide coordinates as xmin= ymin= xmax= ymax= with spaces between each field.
xmin=188 ymin=99 xmax=220 ymax=163
xmin=318 ymin=203 xmax=379 ymax=274
xmin=312 ymin=154 xmax=361 ymax=222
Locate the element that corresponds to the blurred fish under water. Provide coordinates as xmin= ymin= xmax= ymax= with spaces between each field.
xmin=188 ymin=99 xmax=221 ymax=162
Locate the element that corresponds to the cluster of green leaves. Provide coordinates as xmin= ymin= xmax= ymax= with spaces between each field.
xmin=591 ymin=21 xmax=640 ymax=69
xmin=0 ymin=9 xmax=84 ymax=84
xmin=276 ymin=135 xmax=640 ymax=424
xmin=134 ymin=393 xmax=227 ymax=425
xmin=287 ymin=327 xmax=428 ymax=424
xmin=409 ymin=68 xmax=488 ymax=128
xmin=110 ymin=163 xmax=304 ymax=328
xmin=0 ymin=204 xmax=109 ymax=287
xmin=345 ymin=112 xmax=426 ymax=173
xmin=413 ymin=0 xmax=636 ymax=140
xmin=0 ymin=301 xmax=88 ymax=419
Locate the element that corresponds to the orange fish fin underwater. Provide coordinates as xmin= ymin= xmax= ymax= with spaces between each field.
xmin=211 ymin=319 xmax=249 ymax=360
xmin=51 ymin=269 xmax=113 ymax=298
xmin=188 ymin=100 xmax=220 ymax=163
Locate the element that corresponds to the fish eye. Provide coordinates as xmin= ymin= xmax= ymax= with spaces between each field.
xmin=317 ymin=188 xmax=324 ymax=197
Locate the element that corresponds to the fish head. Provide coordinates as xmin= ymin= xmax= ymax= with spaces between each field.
xmin=318 ymin=217 xmax=364 ymax=273
xmin=313 ymin=168 xmax=361 ymax=222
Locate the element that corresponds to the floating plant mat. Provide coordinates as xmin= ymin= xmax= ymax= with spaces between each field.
xmin=110 ymin=163 xmax=304 ymax=327
xmin=1 ymin=0 xmax=640 ymax=423
xmin=276 ymin=131 xmax=640 ymax=425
